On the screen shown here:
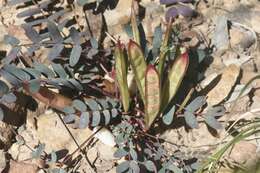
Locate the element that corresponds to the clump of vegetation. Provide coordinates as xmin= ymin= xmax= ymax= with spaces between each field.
xmin=0 ymin=0 xmax=234 ymax=172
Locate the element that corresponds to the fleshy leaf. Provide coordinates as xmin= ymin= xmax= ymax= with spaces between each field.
xmin=128 ymin=40 xmax=147 ymax=102
xmin=145 ymin=65 xmax=160 ymax=129
xmin=162 ymin=105 xmax=175 ymax=125
xmin=161 ymin=52 xmax=189 ymax=110
xmin=115 ymin=42 xmax=130 ymax=112
xmin=130 ymin=3 xmax=140 ymax=45
xmin=157 ymin=21 xmax=172 ymax=77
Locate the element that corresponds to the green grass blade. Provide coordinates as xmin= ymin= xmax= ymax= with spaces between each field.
xmin=130 ymin=1 xmax=140 ymax=45
xmin=157 ymin=20 xmax=173 ymax=77
xmin=161 ymin=52 xmax=189 ymax=110
xmin=115 ymin=42 xmax=130 ymax=112
xmin=128 ymin=40 xmax=147 ymax=103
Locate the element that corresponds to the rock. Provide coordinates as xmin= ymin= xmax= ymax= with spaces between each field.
xmin=212 ymin=16 xmax=229 ymax=54
xmin=199 ymin=72 xmax=219 ymax=89
xmin=207 ymin=64 xmax=240 ymax=106
xmin=0 ymin=150 xmax=6 ymax=172
xmin=97 ymin=141 xmax=116 ymax=160
xmin=221 ymin=51 xmax=252 ymax=67
xmin=104 ymin=0 xmax=132 ymax=27
xmin=34 ymin=113 xmax=92 ymax=153
xmin=9 ymin=160 xmax=39 ymax=173
xmin=9 ymin=112 xmax=93 ymax=161
xmin=225 ymin=84 xmax=252 ymax=103
xmin=93 ymin=127 xmax=116 ymax=147
xmin=227 ymin=141 xmax=259 ymax=169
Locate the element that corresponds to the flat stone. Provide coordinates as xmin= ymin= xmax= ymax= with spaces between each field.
xmin=207 ymin=64 xmax=240 ymax=106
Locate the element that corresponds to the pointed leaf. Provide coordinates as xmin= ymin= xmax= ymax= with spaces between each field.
xmin=128 ymin=40 xmax=147 ymax=102
xmin=157 ymin=21 xmax=172 ymax=76
xmin=162 ymin=52 xmax=189 ymax=109
xmin=115 ymin=42 xmax=130 ymax=112
xmin=145 ymin=65 xmax=160 ymax=129
xmin=69 ymin=45 xmax=82 ymax=67
xmin=130 ymin=5 xmax=140 ymax=45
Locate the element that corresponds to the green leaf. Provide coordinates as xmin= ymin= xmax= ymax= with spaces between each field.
xmin=91 ymin=111 xmax=101 ymax=126
xmin=166 ymin=164 xmax=183 ymax=173
xmin=90 ymin=37 xmax=98 ymax=49
xmin=116 ymin=161 xmax=130 ymax=173
xmin=184 ymin=112 xmax=198 ymax=129
xmin=4 ymin=65 xmax=31 ymax=81
xmin=144 ymin=160 xmax=156 ymax=172
xmin=111 ymin=108 xmax=118 ymax=118
xmin=115 ymin=42 xmax=130 ymax=112
xmin=31 ymin=143 xmax=45 ymax=159
xmin=128 ymin=40 xmax=147 ymax=103
xmin=114 ymin=148 xmax=128 ymax=158
xmin=129 ymin=161 xmax=140 ymax=173
xmin=86 ymin=99 xmax=99 ymax=110
xmin=162 ymin=105 xmax=175 ymax=125
xmin=34 ymin=63 xmax=56 ymax=78
xmin=204 ymin=115 xmax=222 ymax=130
xmin=157 ymin=21 xmax=172 ymax=76
xmin=47 ymin=21 xmax=63 ymax=43
xmin=130 ymin=5 xmax=140 ymax=45
xmin=63 ymin=106 xmax=75 ymax=114
xmin=152 ymin=25 xmax=163 ymax=59
xmin=72 ymin=99 xmax=87 ymax=111
xmin=4 ymin=35 xmax=20 ymax=45
xmin=0 ymin=107 xmax=4 ymax=121
xmin=77 ymin=0 xmax=86 ymax=6
xmin=51 ymin=168 xmax=67 ymax=173
xmin=161 ymin=52 xmax=189 ymax=110
xmin=103 ymin=110 xmax=110 ymax=125
xmin=144 ymin=65 xmax=160 ymax=129
xmin=69 ymin=45 xmax=82 ymax=67
xmin=0 ymin=80 xmax=9 ymax=97
xmin=130 ymin=148 xmax=138 ymax=160
xmin=63 ymin=114 xmax=75 ymax=123
xmin=50 ymin=151 xmax=57 ymax=163
xmin=2 ymin=93 xmax=16 ymax=103
xmin=28 ymin=79 xmax=41 ymax=93
xmin=79 ymin=112 xmax=90 ymax=129
xmin=186 ymin=96 xmax=206 ymax=113
xmin=52 ymin=63 xmax=67 ymax=78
